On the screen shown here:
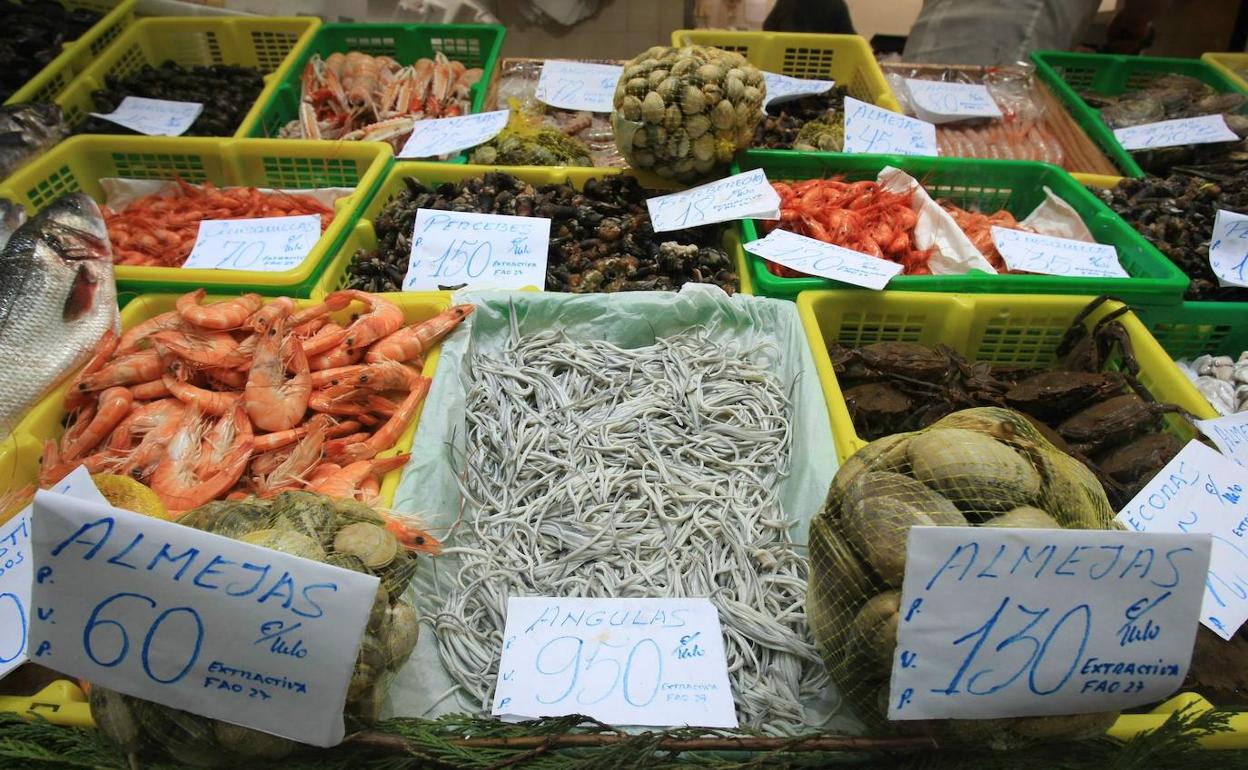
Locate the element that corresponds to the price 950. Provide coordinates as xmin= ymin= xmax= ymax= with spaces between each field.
xmin=534 ymin=636 xmax=663 ymax=708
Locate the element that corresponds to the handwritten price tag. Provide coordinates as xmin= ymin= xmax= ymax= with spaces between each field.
xmin=646 ymin=168 xmax=780 ymax=233
xmin=492 ymin=597 xmax=737 ymax=728
xmin=1117 ymin=440 xmax=1248 ymax=640
xmin=743 ymin=228 xmax=901 ymax=289
xmin=843 ymin=96 xmax=938 ymax=156
xmin=890 ymin=526 xmax=1208 ymax=720
xmin=1208 ymin=209 xmax=1248 ymax=289
xmin=397 ymin=110 xmax=509 ymax=158
xmin=761 ymin=71 xmax=835 ymax=107
xmin=1198 ymin=412 xmax=1248 ymax=469
xmin=182 ymin=215 xmax=322 ymax=272
xmin=903 ymin=79 xmax=1002 ymax=124
xmin=536 ymin=60 xmax=624 ymax=113
xmin=991 ymin=227 xmax=1127 ymax=278
xmin=0 ymin=467 xmax=107 ymax=682
xmin=29 ymin=491 xmax=377 ymax=746
xmin=403 ymin=209 xmax=550 ymax=291
xmin=89 ymin=96 xmax=203 ymax=136
xmin=1113 ymin=114 xmax=1239 ymax=151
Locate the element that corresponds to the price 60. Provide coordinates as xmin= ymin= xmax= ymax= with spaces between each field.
xmin=84 ymin=591 xmax=204 ymax=685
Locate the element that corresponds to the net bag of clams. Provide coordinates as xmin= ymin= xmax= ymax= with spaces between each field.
xmin=809 ymin=407 xmax=1122 ymax=747
xmin=611 ymin=45 xmax=765 ymax=181
xmin=88 ymin=492 xmax=423 ymax=766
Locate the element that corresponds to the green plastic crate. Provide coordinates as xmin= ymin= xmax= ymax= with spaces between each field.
xmin=0 ymin=135 xmax=392 ymax=301
xmin=734 ymin=149 xmax=1189 ymax=304
xmin=1031 ymin=50 xmax=1246 ymax=178
xmin=1134 ymin=301 xmax=1248 ymax=361
xmin=243 ymin=22 xmax=504 ymax=159
xmin=3 ymin=0 xmax=137 ymax=106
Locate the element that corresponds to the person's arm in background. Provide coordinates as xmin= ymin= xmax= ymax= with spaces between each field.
xmin=763 ymin=0 xmax=856 ymax=34
xmin=1104 ymin=0 xmax=1174 ymax=53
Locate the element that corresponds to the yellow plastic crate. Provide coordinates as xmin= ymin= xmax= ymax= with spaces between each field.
xmin=312 ymin=162 xmax=754 ymax=297
xmin=1202 ymin=52 xmax=1248 ymax=92
xmin=796 ymin=291 xmax=1215 ymax=463
xmin=10 ymin=291 xmax=453 ymax=511
xmin=55 ymin=16 xmax=320 ymax=134
xmin=0 ymin=681 xmax=94 ymax=728
xmin=669 ymin=30 xmax=900 ymax=112
xmin=3 ymin=0 xmax=137 ymax=106
xmin=0 ymin=135 xmax=392 ymax=299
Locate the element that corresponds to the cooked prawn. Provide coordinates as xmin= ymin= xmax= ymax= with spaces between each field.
xmin=366 ymin=304 xmax=473 ymax=363
xmin=244 ymin=316 xmax=311 ymax=432
xmin=177 ymin=289 xmax=264 ymax=330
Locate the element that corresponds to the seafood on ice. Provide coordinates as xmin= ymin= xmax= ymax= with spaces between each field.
xmin=282 ymin=51 xmax=483 ymax=148
xmin=39 ymin=290 xmax=474 ymax=515
xmin=0 ymin=193 xmax=118 ymax=439
xmin=103 ymin=180 xmax=335 ymax=267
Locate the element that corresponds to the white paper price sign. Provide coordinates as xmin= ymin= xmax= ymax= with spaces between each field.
xmin=646 ymin=168 xmax=780 ymax=233
xmin=743 ymin=228 xmax=901 ymax=289
xmin=1113 ymin=114 xmax=1239 ymax=151
xmin=1208 ymin=209 xmax=1248 ymax=288
xmin=536 ymin=60 xmax=624 ymax=113
xmin=1198 ymin=412 xmax=1248 ymax=469
xmin=29 ymin=491 xmax=377 ymax=746
xmin=1117 ymin=440 xmax=1248 ymax=640
xmin=90 ymin=96 xmax=203 ymax=136
xmin=890 ymin=526 xmax=1208 ymax=721
xmin=182 ymin=215 xmax=321 ymax=272
xmin=903 ymin=79 xmax=1002 ymax=124
xmin=0 ymin=466 xmax=107 ymax=681
xmin=492 ymin=597 xmax=738 ymax=727
xmin=991 ymin=226 xmax=1127 ymax=278
xmin=403 ymin=209 xmax=551 ymax=291
xmin=761 ymin=71 xmax=835 ymax=107
xmin=843 ymin=96 xmax=938 ymax=156
xmin=397 ymin=109 xmax=509 ymax=158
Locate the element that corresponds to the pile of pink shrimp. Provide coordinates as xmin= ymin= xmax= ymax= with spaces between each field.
xmin=40 ymin=289 xmax=473 ymax=516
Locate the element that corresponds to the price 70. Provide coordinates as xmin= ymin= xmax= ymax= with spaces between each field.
xmin=213 ymin=240 xmax=266 ymax=270
xmin=767 ymin=243 xmax=845 ymax=272
xmin=533 ymin=635 xmax=663 ymax=708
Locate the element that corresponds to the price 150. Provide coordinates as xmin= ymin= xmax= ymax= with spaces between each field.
xmin=431 ymin=238 xmax=493 ymax=279
xmin=534 ymin=636 xmax=663 ymax=708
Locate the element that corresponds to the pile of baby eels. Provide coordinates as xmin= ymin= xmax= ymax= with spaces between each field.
xmin=434 ymin=313 xmax=824 ymax=730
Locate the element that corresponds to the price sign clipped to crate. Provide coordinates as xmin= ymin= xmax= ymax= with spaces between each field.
xmin=1197 ymin=413 xmax=1248 ymax=469
xmin=843 ymin=96 xmax=938 ymax=156
xmin=0 ymin=467 xmax=106 ymax=681
xmin=89 ymin=96 xmax=203 ymax=136
xmin=889 ymin=526 xmax=1208 ymax=720
xmin=182 ymin=215 xmax=322 ymax=272
xmin=492 ymin=597 xmax=738 ymax=728
xmin=403 ymin=209 xmax=551 ymax=291
xmin=27 ymin=490 xmax=378 ymax=746
xmin=1117 ymin=440 xmax=1248 ymax=641
xmin=398 ymin=110 xmax=510 ymax=159
xmin=646 ymin=168 xmax=780 ymax=233
xmin=536 ymin=60 xmax=624 ymax=113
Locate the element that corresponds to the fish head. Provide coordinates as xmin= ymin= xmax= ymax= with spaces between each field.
xmin=36 ymin=192 xmax=112 ymax=263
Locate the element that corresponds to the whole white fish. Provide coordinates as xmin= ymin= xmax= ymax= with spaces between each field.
xmin=0 ymin=193 xmax=118 ymax=438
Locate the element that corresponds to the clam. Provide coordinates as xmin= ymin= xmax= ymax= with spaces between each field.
xmin=847 ymin=590 xmax=900 ymax=682
xmin=334 ymin=521 xmax=399 ymax=568
xmin=385 ymin=601 xmax=420 ymax=666
xmin=368 ymin=583 xmax=390 ymax=632
xmin=981 ymin=505 xmax=1061 ymax=529
xmin=909 ymin=428 xmax=1041 ymax=515
xmin=272 ymin=490 xmax=337 ymax=544
xmin=89 ymin=687 xmax=144 ymax=753
xmin=840 ymin=471 xmax=966 ymax=586
xmin=213 ymin=721 xmax=297 ymax=759
xmin=242 ymin=528 xmax=326 ymax=562
xmin=348 ymin=663 xmax=375 ymax=702
xmin=642 ymin=91 xmax=665 ymax=123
